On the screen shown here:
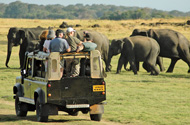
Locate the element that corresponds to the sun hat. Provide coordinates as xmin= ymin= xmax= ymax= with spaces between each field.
xmin=66 ymin=27 xmax=76 ymax=33
xmin=47 ymin=29 xmax=55 ymax=39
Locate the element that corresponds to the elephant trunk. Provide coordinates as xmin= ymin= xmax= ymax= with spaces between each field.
xmin=5 ymin=39 xmax=13 ymax=68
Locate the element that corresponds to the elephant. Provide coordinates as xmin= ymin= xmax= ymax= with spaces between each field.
xmin=74 ymin=30 xmax=110 ymax=71
xmin=6 ymin=27 xmax=21 ymax=68
xmin=116 ymin=36 xmax=160 ymax=75
xmin=108 ymin=38 xmax=165 ymax=72
xmin=130 ymin=28 xmax=190 ymax=73
xmin=6 ymin=26 xmax=47 ymax=68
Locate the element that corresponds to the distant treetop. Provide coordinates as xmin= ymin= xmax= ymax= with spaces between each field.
xmin=0 ymin=1 xmax=190 ymax=19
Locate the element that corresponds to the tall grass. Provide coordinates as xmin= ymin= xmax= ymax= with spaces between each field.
xmin=0 ymin=18 xmax=190 ymax=124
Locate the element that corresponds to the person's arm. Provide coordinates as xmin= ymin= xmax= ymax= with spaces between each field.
xmin=76 ymin=44 xmax=84 ymax=52
xmin=64 ymin=40 xmax=71 ymax=52
xmin=43 ymin=40 xmax=48 ymax=52
xmin=78 ymin=41 xmax=83 ymax=46
xmin=66 ymin=46 xmax=71 ymax=52
xmin=43 ymin=47 xmax=47 ymax=52
xmin=49 ymin=42 xmax=51 ymax=53
xmin=74 ymin=37 xmax=83 ymax=46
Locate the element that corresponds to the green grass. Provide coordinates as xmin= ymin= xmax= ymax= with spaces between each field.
xmin=104 ymin=55 xmax=190 ymax=124
xmin=0 ymin=18 xmax=190 ymax=124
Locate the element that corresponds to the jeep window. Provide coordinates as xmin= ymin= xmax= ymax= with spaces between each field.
xmin=25 ymin=57 xmax=46 ymax=78
xmin=34 ymin=59 xmax=45 ymax=78
xmin=26 ymin=58 xmax=32 ymax=76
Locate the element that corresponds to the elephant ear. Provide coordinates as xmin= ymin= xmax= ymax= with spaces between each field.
xmin=111 ymin=39 xmax=123 ymax=47
xmin=110 ymin=39 xmax=116 ymax=49
xmin=118 ymin=39 xmax=125 ymax=51
xmin=131 ymin=29 xmax=139 ymax=36
xmin=111 ymin=39 xmax=116 ymax=44
xmin=75 ymin=30 xmax=84 ymax=41
xmin=118 ymin=39 xmax=124 ymax=45
xmin=20 ymin=30 xmax=26 ymax=39
xmin=15 ymin=30 xmax=25 ymax=45
xmin=148 ymin=29 xmax=158 ymax=39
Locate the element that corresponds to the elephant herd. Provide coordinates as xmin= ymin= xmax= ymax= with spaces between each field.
xmin=5 ymin=27 xmax=110 ymax=71
xmin=6 ymin=26 xmax=190 ymax=75
xmin=108 ymin=29 xmax=190 ymax=75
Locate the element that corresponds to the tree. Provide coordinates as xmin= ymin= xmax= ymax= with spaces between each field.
xmin=4 ymin=1 xmax=28 ymax=18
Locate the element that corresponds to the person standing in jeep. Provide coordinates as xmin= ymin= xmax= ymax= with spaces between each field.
xmin=66 ymin=27 xmax=83 ymax=77
xmin=49 ymin=29 xmax=71 ymax=77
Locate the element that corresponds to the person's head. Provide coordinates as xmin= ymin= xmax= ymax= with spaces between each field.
xmin=83 ymin=31 xmax=88 ymax=36
xmin=66 ymin=27 xmax=75 ymax=36
xmin=47 ymin=29 xmax=55 ymax=40
xmin=85 ymin=33 xmax=93 ymax=41
xmin=39 ymin=30 xmax=48 ymax=40
xmin=56 ymin=29 xmax=65 ymax=38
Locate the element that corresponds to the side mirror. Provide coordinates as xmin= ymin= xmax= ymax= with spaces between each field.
xmin=21 ymin=69 xmax=27 ymax=77
xmin=21 ymin=69 xmax=26 ymax=84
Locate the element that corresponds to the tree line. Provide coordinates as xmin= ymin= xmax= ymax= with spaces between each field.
xmin=0 ymin=1 xmax=190 ymax=20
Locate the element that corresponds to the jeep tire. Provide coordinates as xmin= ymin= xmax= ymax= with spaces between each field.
xmin=90 ymin=114 xmax=102 ymax=121
xmin=36 ymin=97 xmax=48 ymax=122
xmin=15 ymin=94 xmax=27 ymax=117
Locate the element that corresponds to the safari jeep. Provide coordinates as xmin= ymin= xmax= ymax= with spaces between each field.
xmin=13 ymin=50 xmax=106 ymax=122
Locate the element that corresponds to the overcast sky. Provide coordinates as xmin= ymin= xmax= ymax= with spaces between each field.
xmin=1 ymin=0 xmax=190 ymax=12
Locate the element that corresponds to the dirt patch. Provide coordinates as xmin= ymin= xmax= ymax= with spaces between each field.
xmin=0 ymin=99 xmax=123 ymax=125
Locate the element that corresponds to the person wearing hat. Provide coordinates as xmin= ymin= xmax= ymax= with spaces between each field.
xmin=66 ymin=27 xmax=83 ymax=77
xmin=43 ymin=29 xmax=56 ymax=53
xmin=66 ymin=27 xmax=83 ymax=51
xmin=49 ymin=29 xmax=71 ymax=77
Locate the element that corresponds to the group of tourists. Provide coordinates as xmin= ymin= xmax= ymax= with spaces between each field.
xmin=41 ymin=27 xmax=97 ymax=77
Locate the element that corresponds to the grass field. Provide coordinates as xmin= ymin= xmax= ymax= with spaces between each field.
xmin=0 ymin=18 xmax=190 ymax=124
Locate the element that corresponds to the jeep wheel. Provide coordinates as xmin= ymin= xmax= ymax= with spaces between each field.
xmin=69 ymin=111 xmax=79 ymax=116
xmin=15 ymin=95 xmax=27 ymax=117
xmin=36 ymin=97 xmax=48 ymax=122
xmin=90 ymin=114 xmax=102 ymax=121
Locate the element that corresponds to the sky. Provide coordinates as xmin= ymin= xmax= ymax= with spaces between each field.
xmin=0 ymin=0 xmax=190 ymax=12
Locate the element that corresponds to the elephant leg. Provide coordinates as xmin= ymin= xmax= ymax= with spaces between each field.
xmin=129 ymin=60 xmax=137 ymax=75
xmin=142 ymin=62 xmax=151 ymax=72
xmin=178 ymin=49 xmax=190 ymax=73
xmin=124 ymin=59 xmax=129 ymax=71
xmin=136 ymin=61 xmax=140 ymax=71
xmin=144 ymin=62 xmax=154 ymax=75
xmin=146 ymin=50 xmax=160 ymax=75
xmin=180 ymin=57 xmax=190 ymax=73
xmin=146 ymin=61 xmax=160 ymax=75
xmin=106 ymin=54 xmax=112 ymax=72
xmin=128 ymin=61 xmax=139 ymax=71
xmin=156 ymin=56 xmax=165 ymax=72
xmin=116 ymin=55 xmax=125 ymax=74
xmin=166 ymin=58 xmax=179 ymax=73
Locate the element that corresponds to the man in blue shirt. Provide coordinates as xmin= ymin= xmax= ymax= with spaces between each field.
xmin=49 ymin=29 xmax=71 ymax=77
xmin=49 ymin=29 xmax=70 ymax=53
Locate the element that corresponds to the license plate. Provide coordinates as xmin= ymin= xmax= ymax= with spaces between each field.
xmin=93 ymin=85 xmax=105 ymax=92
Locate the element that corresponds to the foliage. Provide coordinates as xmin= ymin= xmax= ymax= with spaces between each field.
xmin=0 ymin=1 xmax=190 ymax=20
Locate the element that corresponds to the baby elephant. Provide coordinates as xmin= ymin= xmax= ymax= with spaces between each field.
xmin=116 ymin=36 xmax=160 ymax=75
